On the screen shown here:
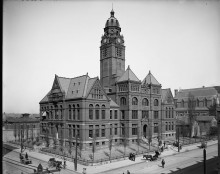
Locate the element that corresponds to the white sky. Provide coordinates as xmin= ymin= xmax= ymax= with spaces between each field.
xmin=3 ymin=0 xmax=220 ymax=114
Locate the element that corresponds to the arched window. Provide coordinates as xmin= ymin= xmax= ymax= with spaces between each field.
xmin=171 ymin=108 xmax=174 ymax=118
xmin=120 ymin=97 xmax=126 ymax=105
xmin=89 ymin=104 xmax=93 ymax=120
xmin=77 ymin=104 xmax=80 ymax=120
xmin=169 ymin=108 xmax=171 ymax=118
xmin=166 ymin=108 xmax=168 ymax=118
xmin=72 ymin=105 xmax=75 ymax=120
xmin=55 ymin=105 xmax=58 ymax=119
xmin=142 ymin=98 xmax=149 ymax=106
xmin=132 ymin=97 xmax=138 ymax=105
xmin=68 ymin=105 xmax=71 ymax=120
xmin=154 ymin=99 xmax=159 ymax=106
xmin=102 ymin=105 xmax=105 ymax=119
xmin=95 ymin=104 xmax=99 ymax=119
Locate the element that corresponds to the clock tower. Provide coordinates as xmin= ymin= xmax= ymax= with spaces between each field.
xmin=100 ymin=9 xmax=125 ymax=94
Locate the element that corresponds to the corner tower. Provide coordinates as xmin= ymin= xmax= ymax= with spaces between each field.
xmin=100 ymin=9 xmax=125 ymax=94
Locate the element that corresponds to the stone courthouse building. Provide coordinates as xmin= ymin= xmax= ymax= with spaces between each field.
xmin=39 ymin=10 xmax=176 ymax=148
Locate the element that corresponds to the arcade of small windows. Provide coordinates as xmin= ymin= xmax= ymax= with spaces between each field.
xmin=131 ymin=85 xmax=139 ymax=92
xmin=68 ymin=124 xmax=80 ymax=138
xmin=165 ymin=122 xmax=174 ymax=131
xmin=153 ymin=88 xmax=160 ymax=94
xmin=132 ymin=97 xmax=138 ymax=105
xmin=142 ymin=98 xmax=149 ymax=106
xmin=116 ymin=47 xmax=122 ymax=57
xmin=102 ymin=48 xmax=108 ymax=57
xmin=89 ymin=104 xmax=106 ymax=120
xmin=176 ymin=98 xmax=208 ymax=108
xmin=165 ymin=107 xmax=174 ymax=118
xmin=68 ymin=104 xmax=80 ymax=120
xmin=119 ymin=84 xmax=128 ymax=92
xmin=92 ymin=88 xmax=103 ymax=99
xmin=41 ymin=105 xmax=64 ymax=120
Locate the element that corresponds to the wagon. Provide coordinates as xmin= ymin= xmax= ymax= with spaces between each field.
xmin=20 ymin=154 xmax=32 ymax=165
xmin=48 ymin=158 xmax=62 ymax=169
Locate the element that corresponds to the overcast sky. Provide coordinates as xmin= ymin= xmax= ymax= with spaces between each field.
xmin=3 ymin=0 xmax=220 ymax=114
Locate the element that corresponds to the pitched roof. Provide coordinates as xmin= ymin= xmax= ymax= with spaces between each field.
xmin=161 ymin=88 xmax=174 ymax=103
xmin=117 ymin=65 xmax=140 ymax=82
xmin=109 ymin=98 xmax=119 ymax=108
xmin=40 ymin=74 xmax=106 ymax=103
xmin=142 ymin=71 xmax=161 ymax=86
xmin=175 ymin=86 xmax=220 ymax=100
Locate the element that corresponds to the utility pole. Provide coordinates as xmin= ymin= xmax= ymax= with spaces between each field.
xmin=178 ymin=127 xmax=180 ymax=152
xmin=217 ymin=102 xmax=220 ymax=174
xmin=203 ymin=148 xmax=206 ymax=174
xmin=75 ymin=135 xmax=78 ymax=171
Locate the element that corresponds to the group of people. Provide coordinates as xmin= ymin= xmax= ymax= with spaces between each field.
xmin=19 ymin=152 xmax=29 ymax=160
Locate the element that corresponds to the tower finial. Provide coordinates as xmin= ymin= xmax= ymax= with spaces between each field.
xmin=111 ymin=3 xmax=114 ymax=17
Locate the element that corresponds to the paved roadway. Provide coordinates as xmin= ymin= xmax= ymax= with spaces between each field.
xmin=3 ymin=147 xmax=78 ymax=174
xmin=98 ymin=144 xmax=218 ymax=174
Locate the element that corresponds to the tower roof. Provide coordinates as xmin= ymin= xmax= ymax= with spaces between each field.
xmin=142 ymin=71 xmax=161 ymax=86
xmin=117 ymin=65 xmax=140 ymax=82
xmin=105 ymin=9 xmax=120 ymax=28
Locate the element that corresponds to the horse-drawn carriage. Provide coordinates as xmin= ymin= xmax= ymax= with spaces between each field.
xmin=143 ymin=151 xmax=160 ymax=161
xmin=20 ymin=153 xmax=32 ymax=165
xmin=48 ymin=158 xmax=62 ymax=170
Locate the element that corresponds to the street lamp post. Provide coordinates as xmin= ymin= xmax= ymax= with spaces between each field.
xmin=75 ymin=135 xmax=78 ymax=171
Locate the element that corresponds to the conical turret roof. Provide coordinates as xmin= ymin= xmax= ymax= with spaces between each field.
xmin=117 ymin=65 xmax=140 ymax=82
xmin=142 ymin=71 xmax=161 ymax=86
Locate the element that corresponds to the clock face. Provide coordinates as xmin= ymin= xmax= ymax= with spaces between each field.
xmin=103 ymin=39 xmax=107 ymax=43
xmin=117 ymin=38 xmax=121 ymax=43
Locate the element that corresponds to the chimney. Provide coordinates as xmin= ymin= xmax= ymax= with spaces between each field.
xmin=174 ymin=89 xmax=178 ymax=97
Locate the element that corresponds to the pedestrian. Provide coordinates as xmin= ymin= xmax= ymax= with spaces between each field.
xmin=64 ymin=159 xmax=66 ymax=169
xmin=134 ymin=154 xmax=135 ymax=161
xmin=127 ymin=170 xmax=130 ymax=174
xmin=161 ymin=159 xmax=165 ymax=168
xmin=25 ymin=152 xmax=28 ymax=159
xmin=163 ymin=142 xmax=165 ymax=148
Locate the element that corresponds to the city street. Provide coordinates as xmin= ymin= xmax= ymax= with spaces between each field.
xmin=3 ymin=142 xmax=218 ymax=174
xmin=98 ymin=144 xmax=218 ymax=174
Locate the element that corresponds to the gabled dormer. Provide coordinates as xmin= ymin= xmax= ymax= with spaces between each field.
xmin=86 ymin=77 xmax=109 ymax=101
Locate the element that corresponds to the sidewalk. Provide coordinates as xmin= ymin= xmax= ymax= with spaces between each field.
xmin=5 ymin=139 xmax=218 ymax=174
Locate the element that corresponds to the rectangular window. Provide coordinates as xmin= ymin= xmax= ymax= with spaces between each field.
xmin=142 ymin=110 xmax=149 ymax=119
xmin=115 ymin=126 xmax=117 ymax=135
xmin=121 ymin=110 xmax=125 ymax=119
xmin=89 ymin=109 xmax=93 ymax=120
xmin=77 ymin=109 xmax=80 ymax=120
xmin=102 ymin=110 xmax=105 ymax=119
xmin=154 ymin=111 xmax=159 ymax=119
xmin=73 ymin=109 xmax=75 ymax=120
xmin=165 ymin=122 xmax=168 ymax=131
xmin=110 ymin=110 xmax=112 ymax=119
xmin=95 ymin=125 xmax=99 ymax=137
xmin=132 ymin=124 xmax=138 ymax=135
xmin=114 ymin=110 xmax=118 ymax=119
xmin=102 ymin=125 xmax=105 ymax=137
xmin=73 ymin=125 xmax=75 ymax=138
xmin=89 ymin=125 xmax=93 ymax=138
xmin=96 ymin=109 xmax=99 ymax=119
xmin=132 ymin=110 xmax=138 ymax=119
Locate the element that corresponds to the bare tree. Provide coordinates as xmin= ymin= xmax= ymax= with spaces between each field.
xmin=31 ymin=124 xmax=34 ymax=143
xmin=92 ymin=134 xmax=96 ymax=166
xmin=13 ymin=123 xmax=17 ymax=142
xmin=68 ymin=127 xmax=73 ymax=156
xmin=137 ymin=127 xmax=140 ymax=154
xmin=77 ymin=137 xmax=83 ymax=158
xmin=45 ymin=127 xmax=50 ymax=147
xmin=122 ymin=128 xmax=128 ymax=159
xmin=18 ymin=124 xmax=21 ymax=142
xmin=188 ymin=92 xmax=196 ymax=137
xmin=108 ymin=135 xmax=113 ymax=162
xmin=26 ymin=124 xmax=29 ymax=141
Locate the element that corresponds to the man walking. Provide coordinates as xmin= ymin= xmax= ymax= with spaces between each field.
xmin=161 ymin=159 xmax=165 ymax=168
